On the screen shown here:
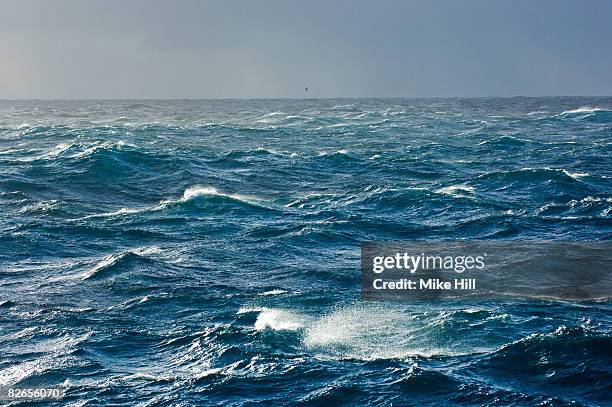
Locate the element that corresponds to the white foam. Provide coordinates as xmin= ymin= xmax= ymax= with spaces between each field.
xmin=578 ymin=196 xmax=612 ymax=204
xmin=0 ymin=333 xmax=89 ymax=386
xmin=254 ymin=308 xmax=306 ymax=331
xmin=0 ymin=358 xmax=48 ymax=386
xmin=182 ymin=186 xmax=218 ymax=200
xmin=80 ymin=253 xmax=126 ymax=280
xmin=179 ymin=185 xmax=260 ymax=205
xmin=236 ymin=307 xmax=307 ymax=331
xmin=258 ymin=289 xmax=290 ymax=296
xmin=318 ymin=149 xmax=349 ymax=156
xmin=237 ymin=306 xmax=266 ymax=314
xmin=41 ymin=143 xmax=71 ymax=158
xmin=254 ymin=111 xmax=285 ymax=123
xmin=254 ymin=147 xmax=280 ymax=155
xmin=0 ymin=148 xmax=23 ymax=156
xmin=18 ymin=200 xmax=59 ymax=213
xmin=435 ymin=184 xmax=475 ymax=196
xmin=304 ymin=304 xmax=489 ymax=360
xmin=558 ymin=106 xmax=608 ymax=116
xmin=562 ymin=170 xmax=589 ymax=179
xmin=132 ymin=246 xmax=162 ymax=256
xmin=71 ymin=141 xmax=131 ymax=158
xmin=78 ymin=207 xmax=143 ymax=220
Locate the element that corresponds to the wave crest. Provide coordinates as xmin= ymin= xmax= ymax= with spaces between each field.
xmin=80 ymin=246 xmax=163 ymax=280
xmin=558 ymin=106 xmax=610 ymax=116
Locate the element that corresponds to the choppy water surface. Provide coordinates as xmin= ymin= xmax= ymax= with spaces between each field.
xmin=0 ymin=98 xmax=611 ymax=405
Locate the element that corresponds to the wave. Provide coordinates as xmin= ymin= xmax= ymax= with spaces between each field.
xmin=79 ymin=246 xmax=163 ymax=280
xmin=254 ymin=309 xmax=306 ymax=331
xmin=71 ymin=140 xmax=135 ymax=158
xmin=18 ymin=200 xmax=61 ymax=214
xmin=32 ymin=140 xmax=135 ymax=162
xmin=0 ymin=332 xmax=90 ymax=386
xmin=237 ymin=306 xmax=267 ymax=314
xmin=498 ymin=325 xmax=597 ymax=353
xmin=283 ymin=185 xmax=489 ymax=217
xmin=258 ymin=289 xmax=293 ymax=296
xmin=222 ymin=147 xmax=298 ymax=159
xmin=562 ymin=170 xmax=589 ymax=179
xmin=174 ymin=185 xmax=263 ymax=206
xmin=477 ymin=325 xmax=611 ymax=384
xmin=238 ymin=307 xmax=307 ymax=331
xmin=435 ymin=184 xmax=475 ymax=197
xmin=478 ymin=135 xmax=532 ymax=146
xmin=525 ymin=110 xmax=549 ymax=116
xmin=79 ymin=206 xmax=145 ymax=220
xmin=253 ymin=111 xmax=287 ymax=123
xmin=39 ymin=142 xmax=72 ymax=159
xmin=535 ymin=196 xmax=612 ymax=218
xmin=317 ymin=148 xmax=350 ymax=156
xmin=476 ymin=167 xmax=590 ymax=183
xmin=76 ymin=185 xmax=271 ymax=221
xmin=558 ymin=106 xmax=610 ymax=116
xmin=554 ymin=106 xmax=612 ymax=123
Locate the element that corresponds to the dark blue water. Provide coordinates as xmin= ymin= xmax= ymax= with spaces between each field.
xmin=0 ymin=98 xmax=611 ymax=406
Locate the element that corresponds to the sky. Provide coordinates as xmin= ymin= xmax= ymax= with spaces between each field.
xmin=1 ymin=0 xmax=611 ymax=99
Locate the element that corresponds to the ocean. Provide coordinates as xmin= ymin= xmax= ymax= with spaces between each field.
xmin=0 ymin=98 xmax=610 ymax=405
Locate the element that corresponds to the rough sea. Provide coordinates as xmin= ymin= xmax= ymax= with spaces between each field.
xmin=0 ymin=98 xmax=610 ymax=406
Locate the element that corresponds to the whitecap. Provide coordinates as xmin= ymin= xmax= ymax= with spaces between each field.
xmin=0 ymin=333 xmax=90 ymax=386
xmin=131 ymin=246 xmax=163 ymax=256
xmin=254 ymin=308 xmax=306 ymax=331
xmin=70 ymin=140 xmax=133 ymax=158
xmin=79 ymin=252 xmax=127 ymax=280
xmin=258 ymin=289 xmax=290 ymax=296
xmin=0 ymin=148 xmax=23 ymax=155
xmin=435 ymin=184 xmax=475 ymax=196
xmin=0 ymin=358 xmax=49 ymax=386
xmin=558 ymin=106 xmax=609 ymax=116
xmin=78 ymin=207 xmax=144 ymax=220
xmin=237 ymin=306 xmax=266 ymax=315
xmin=18 ymin=200 xmax=60 ymax=213
xmin=331 ymin=104 xmax=354 ymax=110
xmin=561 ymin=170 xmax=589 ymax=179
xmin=254 ymin=111 xmax=286 ymax=123
xmin=40 ymin=142 xmax=72 ymax=158
xmin=178 ymin=185 xmax=260 ymax=205
xmin=77 ymin=185 xmax=265 ymax=221
xmin=318 ymin=149 xmax=349 ymax=156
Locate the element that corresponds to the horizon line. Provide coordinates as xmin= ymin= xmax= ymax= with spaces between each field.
xmin=1 ymin=95 xmax=612 ymax=102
